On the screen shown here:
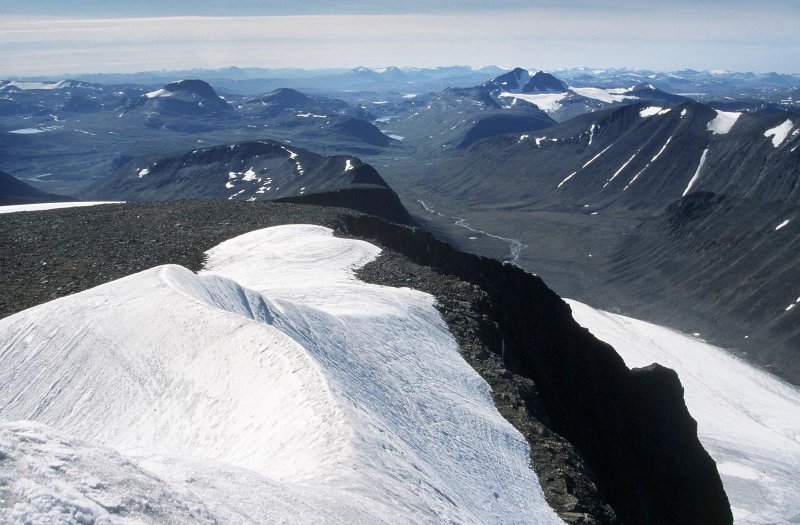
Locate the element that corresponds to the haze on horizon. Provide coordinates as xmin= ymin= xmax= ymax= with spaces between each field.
xmin=1 ymin=0 xmax=798 ymax=77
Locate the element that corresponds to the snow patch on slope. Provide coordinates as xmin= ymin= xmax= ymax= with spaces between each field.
xmin=582 ymin=144 xmax=614 ymax=169
xmin=639 ymin=106 xmax=669 ymax=118
xmin=144 ymin=88 xmax=171 ymax=99
xmin=764 ymin=119 xmax=794 ymax=148
xmin=604 ymin=149 xmax=639 ymax=188
xmin=499 ymin=91 xmax=568 ymax=112
xmin=242 ymin=167 xmax=257 ymax=181
xmin=683 ymin=148 xmax=709 ymax=196
xmin=557 ymin=144 xmax=614 ymax=189
xmin=569 ymin=86 xmax=636 ymax=104
xmin=0 ymin=225 xmax=561 ymax=524
xmin=707 ymin=110 xmax=742 ymax=135
xmin=565 ymin=299 xmax=800 ymax=525
xmin=557 ymin=171 xmax=577 ymax=188
xmin=2 ymin=80 xmax=69 ymax=91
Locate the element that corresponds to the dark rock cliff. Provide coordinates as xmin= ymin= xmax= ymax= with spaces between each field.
xmin=341 ymin=213 xmax=732 ymax=525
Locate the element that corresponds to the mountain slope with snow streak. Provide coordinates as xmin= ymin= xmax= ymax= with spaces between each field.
xmin=565 ymin=299 xmax=800 ymax=525
xmin=0 ymin=224 xmax=562 ymax=524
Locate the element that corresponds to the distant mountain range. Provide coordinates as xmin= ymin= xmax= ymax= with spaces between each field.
xmin=2 ymin=66 xmax=798 ymax=385
xmin=2 ymin=62 xmax=800 ymax=523
xmin=431 ymin=101 xmax=798 ymax=209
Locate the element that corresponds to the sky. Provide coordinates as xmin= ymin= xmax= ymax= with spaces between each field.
xmin=1 ymin=1 xmax=798 ymax=76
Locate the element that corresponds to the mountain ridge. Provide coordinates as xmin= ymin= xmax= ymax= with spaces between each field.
xmin=0 ymin=200 xmax=733 ymax=524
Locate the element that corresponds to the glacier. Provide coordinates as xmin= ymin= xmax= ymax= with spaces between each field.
xmin=0 ymin=224 xmax=562 ymax=524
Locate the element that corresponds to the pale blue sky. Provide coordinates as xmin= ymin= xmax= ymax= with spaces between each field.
xmin=1 ymin=1 xmax=798 ymax=75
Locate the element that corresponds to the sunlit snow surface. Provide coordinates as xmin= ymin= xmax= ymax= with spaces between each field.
xmin=498 ymin=91 xmax=568 ymax=112
xmin=566 ymin=299 xmax=800 ymax=525
xmin=764 ymin=119 xmax=795 ymax=148
xmin=0 ymin=201 xmax=123 ymax=214
xmin=1 ymin=80 xmax=68 ymax=91
xmin=639 ymin=106 xmax=670 ymax=118
xmin=0 ymin=225 xmax=561 ymax=524
xmin=707 ymin=110 xmax=742 ymax=135
xmin=683 ymin=147 xmax=709 ymax=196
xmin=568 ymin=86 xmax=636 ymax=104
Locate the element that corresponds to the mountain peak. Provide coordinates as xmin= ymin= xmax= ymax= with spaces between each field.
xmin=485 ymin=68 xmax=531 ymax=92
xmin=163 ymin=79 xmax=220 ymax=99
xmin=140 ymin=79 xmax=231 ymax=113
xmin=522 ymin=72 xmax=568 ymax=94
xmin=260 ymin=87 xmax=314 ymax=106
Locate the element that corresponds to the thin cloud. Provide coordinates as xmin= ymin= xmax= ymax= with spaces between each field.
xmin=1 ymin=7 xmax=797 ymax=76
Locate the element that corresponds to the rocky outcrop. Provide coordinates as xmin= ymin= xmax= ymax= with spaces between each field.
xmin=277 ymin=186 xmax=414 ymax=226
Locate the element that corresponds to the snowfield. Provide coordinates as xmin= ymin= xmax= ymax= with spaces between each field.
xmin=0 ymin=201 xmax=123 ymax=214
xmin=0 ymin=225 xmax=562 ymax=524
xmin=498 ymin=91 xmax=568 ymax=112
xmin=568 ymin=86 xmax=636 ymax=104
xmin=566 ymin=299 xmax=800 ymax=525
xmin=764 ymin=119 xmax=795 ymax=148
xmin=707 ymin=110 xmax=742 ymax=135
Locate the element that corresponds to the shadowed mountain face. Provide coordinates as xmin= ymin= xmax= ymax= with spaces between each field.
xmin=484 ymin=67 xmax=532 ymax=93
xmin=0 ymin=170 xmax=73 ymax=205
xmin=405 ymin=98 xmax=799 ymax=384
xmin=386 ymin=84 xmax=556 ymax=154
xmin=243 ymin=87 xmax=352 ymax=118
xmin=61 ymin=94 xmax=103 ymax=113
xmin=523 ymin=72 xmax=569 ymax=93
xmin=604 ymin=192 xmax=800 ymax=383
xmin=424 ymin=102 xmax=799 ymax=211
xmin=328 ymin=117 xmax=391 ymax=147
xmin=458 ymin=114 xmax=554 ymax=148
